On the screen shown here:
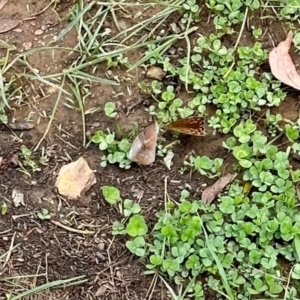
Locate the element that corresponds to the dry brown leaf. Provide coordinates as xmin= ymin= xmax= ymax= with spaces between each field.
xmin=163 ymin=150 xmax=174 ymax=170
xmin=201 ymin=173 xmax=237 ymax=204
xmin=0 ymin=0 xmax=8 ymax=11
xmin=128 ymin=122 xmax=159 ymax=165
xmin=7 ymin=121 xmax=35 ymax=131
xmin=0 ymin=18 xmax=20 ymax=33
xmin=55 ymin=157 xmax=97 ymax=199
xmin=12 ymin=189 xmax=25 ymax=207
xmin=95 ymin=285 xmax=108 ymax=297
xmin=269 ymin=31 xmax=300 ymax=90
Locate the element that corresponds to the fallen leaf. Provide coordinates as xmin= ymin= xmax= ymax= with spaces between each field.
xmin=201 ymin=173 xmax=237 ymax=204
xmin=164 ymin=150 xmax=174 ymax=170
xmin=0 ymin=0 xmax=8 ymax=11
xmin=12 ymin=189 xmax=25 ymax=207
xmin=55 ymin=157 xmax=97 ymax=199
xmin=7 ymin=121 xmax=35 ymax=131
xmin=269 ymin=31 xmax=300 ymax=90
xmin=243 ymin=181 xmax=252 ymax=196
xmin=34 ymin=29 xmax=44 ymax=36
xmin=95 ymin=285 xmax=108 ymax=297
xmin=0 ymin=19 xmax=21 ymax=34
xmin=128 ymin=122 xmax=159 ymax=165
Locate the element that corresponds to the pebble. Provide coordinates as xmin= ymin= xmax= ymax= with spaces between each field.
xmin=41 ymin=25 xmax=48 ymax=31
xmin=23 ymin=42 xmax=32 ymax=50
xmin=32 ymin=68 xmax=40 ymax=74
xmin=34 ymin=29 xmax=44 ymax=36
xmin=47 ymin=86 xmax=57 ymax=94
xmin=146 ymin=66 xmax=166 ymax=81
xmin=16 ymin=258 xmax=24 ymax=262
xmin=98 ymin=242 xmax=105 ymax=250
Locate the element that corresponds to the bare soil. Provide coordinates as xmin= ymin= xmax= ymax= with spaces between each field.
xmin=0 ymin=1 xmax=299 ymax=300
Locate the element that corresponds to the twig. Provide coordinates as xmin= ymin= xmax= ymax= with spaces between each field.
xmin=50 ymin=220 xmax=95 ymax=235
xmin=233 ymin=7 xmax=249 ymax=52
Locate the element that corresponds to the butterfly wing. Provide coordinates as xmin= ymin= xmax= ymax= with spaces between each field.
xmin=128 ymin=122 xmax=159 ymax=165
xmin=165 ymin=116 xmax=206 ymax=136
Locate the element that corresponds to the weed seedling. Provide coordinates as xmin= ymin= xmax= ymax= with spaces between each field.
xmin=104 ymin=102 xmax=117 ymax=118
xmin=20 ymin=145 xmax=41 ymax=174
xmin=1 ymin=202 xmax=7 ymax=215
xmin=91 ymin=130 xmax=131 ymax=169
xmin=37 ymin=208 xmax=51 ymax=220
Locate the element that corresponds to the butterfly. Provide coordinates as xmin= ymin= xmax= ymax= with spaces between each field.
xmin=165 ymin=116 xmax=206 ymax=136
xmin=128 ymin=121 xmax=159 ymax=165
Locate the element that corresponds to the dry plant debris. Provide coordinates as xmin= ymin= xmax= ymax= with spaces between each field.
xmin=201 ymin=173 xmax=237 ymax=204
xmin=269 ymin=31 xmax=300 ymax=90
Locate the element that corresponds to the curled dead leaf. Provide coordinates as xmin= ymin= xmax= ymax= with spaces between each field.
xmin=12 ymin=189 xmax=25 ymax=207
xmin=201 ymin=173 xmax=237 ymax=204
xmin=163 ymin=150 xmax=174 ymax=170
xmin=7 ymin=121 xmax=35 ymax=131
xmin=128 ymin=122 xmax=159 ymax=165
xmin=0 ymin=19 xmax=21 ymax=33
xmin=0 ymin=0 xmax=8 ymax=11
xmin=269 ymin=31 xmax=300 ymax=90
xmin=95 ymin=285 xmax=108 ymax=297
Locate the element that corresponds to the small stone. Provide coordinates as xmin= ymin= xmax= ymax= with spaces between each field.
xmin=16 ymin=258 xmax=24 ymax=262
xmin=32 ymin=68 xmax=40 ymax=74
xmin=13 ymin=28 xmax=22 ymax=33
xmin=55 ymin=157 xmax=97 ymax=199
xmin=170 ymin=23 xmax=181 ymax=34
xmin=146 ymin=66 xmax=166 ymax=81
xmin=47 ymin=86 xmax=57 ymax=94
xmin=34 ymin=29 xmax=44 ymax=36
xmin=116 ymin=270 xmax=122 ymax=279
xmin=41 ymin=25 xmax=48 ymax=31
xmin=159 ymin=29 xmax=165 ymax=36
xmin=23 ymin=42 xmax=32 ymax=50
xmin=98 ymin=242 xmax=105 ymax=250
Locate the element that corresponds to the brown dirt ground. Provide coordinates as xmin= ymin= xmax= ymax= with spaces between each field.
xmin=0 ymin=1 xmax=300 ymax=300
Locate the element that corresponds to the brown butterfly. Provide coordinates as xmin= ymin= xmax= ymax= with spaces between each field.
xmin=165 ymin=116 xmax=206 ymax=136
xmin=128 ymin=122 xmax=159 ymax=165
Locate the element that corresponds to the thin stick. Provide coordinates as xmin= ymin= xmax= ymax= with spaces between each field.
xmin=233 ymin=7 xmax=249 ymax=52
xmin=50 ymin=220 xmax=95 ymax=235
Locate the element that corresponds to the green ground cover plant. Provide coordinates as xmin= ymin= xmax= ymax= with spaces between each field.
xmin=91 ymin=1 xmax=300 ymax=298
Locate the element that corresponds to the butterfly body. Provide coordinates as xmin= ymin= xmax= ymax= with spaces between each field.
xmin=165 ymin=116 xmax=206 ymax=136
xmin=128 ymin=122 xmax=159 ymax=165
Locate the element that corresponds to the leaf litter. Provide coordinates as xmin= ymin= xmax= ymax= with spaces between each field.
xmin=201 ymin=173 xmax=237 ymax=204
xmin=0 ymin=0 xmax=8 ymax=11
xmin=269 ymin=31 xmax=300 ymax=90
xmin=0 ymin=18 xmax=21 ymax=33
